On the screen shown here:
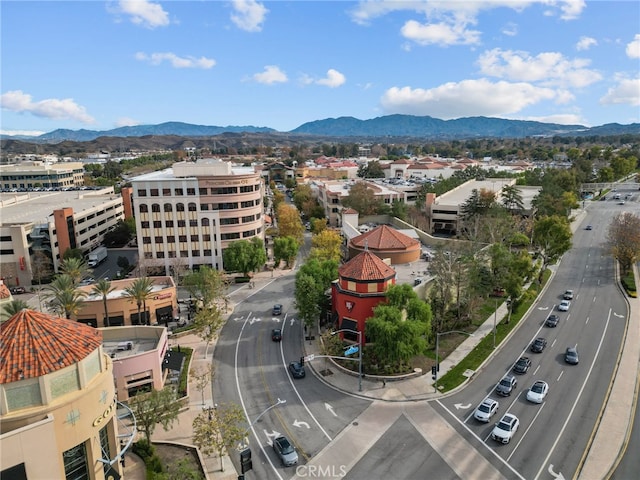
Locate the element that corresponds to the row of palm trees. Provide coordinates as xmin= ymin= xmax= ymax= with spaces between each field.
xmin=3 ymin=255 xmax=157 ymax=327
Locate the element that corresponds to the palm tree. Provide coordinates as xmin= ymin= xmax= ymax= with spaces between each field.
xmin=92 ymin=279 xmax=115 ymax=327
xmin=124 ymin=277 xmax=154 ymax=325
xmin=2 ymin=299 xmax=30 ymax=317
xmin=45 ymin=274 xmax=87 ymax=319
xmin=59 ymin=256 xmax=92 ymax=285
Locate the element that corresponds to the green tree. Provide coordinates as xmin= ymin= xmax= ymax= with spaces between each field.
xmin=59 ymin=256 xmax=92 ymax=285
xmin=295 ymin=259 xmax=338 ymax=331
xmin=2 ymin=300 xmax=30 ymax=318
xmin=273 ymin=236 xmax=299 ymax=269
xmin=45 ymin=274 xmax=87 ymax=319
xmin=276 ymin=204 xmax=304 ymax=244
xmin=62 ymin=247 xmax=84 ymax=261
xmin=501 ymin=184 xmax=525 ymax=212
xmin=222 ymin=238 xmax=267 ymax=276
xmin=192 ymin=403 xmax=246 ymax=472
xmin=341 ymin=182 xmax=380 ymax=215
xmin=309 ymin=229 xmax=342 ymax=264
xmin=92 ymin=279 xmax=115 ymax=327
xmin=357 ymin=160 xmax=385 ymax=178
xmin=123 ymin=277 xmax=154 ymax=324
xmin=532 ymin=215 xmax=573 ymax=282
xmin=390 ymin=199 xmax=408 ymax=220
xmin=607 ymin=212 xmax=640 ymax=275
xmin=190 ymin=364 xmax=215 ymax=406
xmin=129 ymin=387 xmax=181 ymax=442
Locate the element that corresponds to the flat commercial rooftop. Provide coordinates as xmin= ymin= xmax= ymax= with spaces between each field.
xmin=104 ymin=338 xmax=157 ymax=360
xmin=0 ymin=189 xmax=119 ymax=225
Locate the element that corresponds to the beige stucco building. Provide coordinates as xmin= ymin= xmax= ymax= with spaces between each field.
xmin=0 ymin=310 xmax=134 ymax=480
xmin=73 ymin=276 xmax=178 ymax=328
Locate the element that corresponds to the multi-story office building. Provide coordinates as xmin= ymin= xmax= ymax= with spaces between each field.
xmin=0 ymin=189 xmax=125 ymax=286
xmin=130 ymin=158 xmax=265 ymax=275
xmin=0 ymin=161 xmax=85 ymax=190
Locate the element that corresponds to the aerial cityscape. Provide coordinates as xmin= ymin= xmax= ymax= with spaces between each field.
xmin=1 ymin=2 xmax=640 ymax=480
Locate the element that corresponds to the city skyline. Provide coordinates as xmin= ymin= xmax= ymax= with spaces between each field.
xmin=1 ymin=0 xmax=639 ymax=136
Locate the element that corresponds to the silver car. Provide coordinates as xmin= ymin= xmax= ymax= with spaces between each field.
xmin=273 ymin=436 xmax=298 ymax=466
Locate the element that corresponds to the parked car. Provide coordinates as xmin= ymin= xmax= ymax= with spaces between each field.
xmin=491 ymin=413 xmax=520 ymax=444
xmin=271 ymin=329 xmax=282 ymax=342
xmin=526 ymin=380 xmax=549 ymax=404
xmin=496 ymin=375 xmax=517 ymax=396
xmin=10 ymin=286 xmax=26 ymax=294
xmin=563 ymin=290 xmax=574 ymax=300
xmin=558 ymin=300 xmax=571 ymax=311
xmin=545 ymin=314 xmax=559 ymax=328
xmin=474 ymin=398 xmax=499 ymax=423
xmin=565 ymin=347 xmax=580 ymax=365
xmin=585 ymin=225 xmax=593 ymax=230
xmin=288 ymin=361 xmax=305 ymax=379
xmin=530 ymin=337 xmax=548 ymax=353
xmin=513 ymin=357 xmax=532 ymax=374
xmin=272 ymin=304 xmax=282 ymax=315
xmin=272 ymin=435 xmax=298 ymax=466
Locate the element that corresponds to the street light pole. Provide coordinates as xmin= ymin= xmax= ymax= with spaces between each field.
xmin=332 ymin=328 xmax=362 ymax=392
xmin=494 ymin=299 xmax=497 ymax=349
xmin=434 ymin=330 xmax=474 ymax=392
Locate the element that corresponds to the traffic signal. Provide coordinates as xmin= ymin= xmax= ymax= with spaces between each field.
xmin=240 ymin=448 xmax=252 ymax=474
xmin=431 ymin=365 xmax=437 ymax=376
xmin=300 ymin=356 xmax=304 ymax=366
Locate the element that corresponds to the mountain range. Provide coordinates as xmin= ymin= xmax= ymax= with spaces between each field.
xmin=4 ymin=115 xmax=639 ymax=143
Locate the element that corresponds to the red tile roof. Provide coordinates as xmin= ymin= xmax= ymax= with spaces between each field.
xmin=0 ymin=309 xmax=103 ymax=384
xmin=342 ymin=208 xmax=358 ymax=214
xmin=0 ymin=283 xmax=10 ymax=300
xmin=351 ymin=225 xmax=419 ymax=251
xmin=338 ymin=250 xmax=396 ymax=282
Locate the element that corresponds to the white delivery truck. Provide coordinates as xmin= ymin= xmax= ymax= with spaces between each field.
xmin=87 ymin=246 xmax=108 ymax=267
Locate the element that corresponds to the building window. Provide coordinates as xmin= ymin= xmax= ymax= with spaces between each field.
xmin=167 ymin=236 xmax=175 ymax=243
xmin=141 ymin=221 xmax=150 ymax=228
xmin=221 ymin=232 xmax=241 ymax=240
xmin=175 ymin=188 xmax=183 ymax=195
xmin=180 ymin=250 xmax=189 ymax=257
xmin=191 ymin=235 xmax=199 ymax=242
xmin=192 ymin=250 xmax=200 ymax=257
xmin=151 ymin=204 xmax=160 ymax=213
xmin=155 ymin=236 xmax=164 ymax=243
xmin=187 ymin=188 xmax=196 ymax=195
xmin=199 ymin=188 xmax=208 ymax=195
xmin=189 ymin=220 xmax=198 ymax=227
xmin=99 ymin=427 xmax=111 ymax=478
xmin=179 ymin=235 xmax=187 ymax=242
xmin=143 ymin=237 xmax=151 ymax=244
xmin=203 ymin=234 xmax=211 ymax=241
xmin=177 ymin=220 xmax=186 ymax=227
xmin=168 ymin=251 xmax=176 ymax=258
xmin=63 ymin=443 xmax=89 ymax=480
xmin=153 ymin=221 xmax=162 ymax=228
xmin=242 ymin=215 xmax=255 ymax=223
xmin=239 ymin=185 xmax=253 ymax=193
xmin=165 ymin=220 xmax=174 ymax=227
xmin=243 ymin=229 xmax=256 ymax=238
xmin=241 ymin=200 xmax=254 ymax=208
xmin=176 ymin=203 xmax=185 ymax=212
xmin=150 ymin=189 xmax=159 ymax=197
xmin=144 ymin=252 xmax=153 ymax=259
xmin=139 ymin=204 xmax=149 ymax=213
xmin=164 ymin=203 xmax=172 ymax=212
xmin=138 ymin=189 xmax=147 ymax=197
xmin=204 ymin=249 xmax=212 ymax=256
xmin=188 ymin=203 xmax=197 ymax=212
xmin=163 ymin=188 xmax=171 ymax=196
xmin=202 ymin=218 xmax=210 ymax=226
xmin=157 ymin=251 xmax=165 ymax=258
xmin=200 ymin=204 xmax=209 ymax=210
xmin=220 ymin=218 xmax=239 ymax=225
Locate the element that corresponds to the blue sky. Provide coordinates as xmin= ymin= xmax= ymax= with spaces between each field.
xmin=1 ymin=0 xmax=639 ymax=136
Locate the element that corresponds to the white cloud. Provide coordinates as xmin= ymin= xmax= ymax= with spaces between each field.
xmin=0 ymin=90 xmax=95 ymax=124
xmin=525 ymin=113 xmax=585 ymax=125
xmin=626 ymin=34 xmax=640 ymax=59
xmin=231 ymin=0 xmax=268 ymax=32
xmin=600 ymin=77 xmax=640 ymax=106
xmin=115 ymin=117 xmax=140 ymax=127
xmin=501 ymin=22 xmax=518 ymax=37
xmin=576 ymin=36 xmax=597 ymax=51
xmin=477 ymin=48 xmax=601 ymax=88
xmin=555 ymin=0 xmax=586 ymax=21
xmin=380 ymin=79 xmax=557 ymax=119
xmin=314 ymin=69 xmax=347 ymax=88
xmin=116 ymin=0 xmax=169 ymax=28
xmin=401 ymin=19 xmax=481 ymax=46
xmin=135 ymin=52 xmax=216 ymax=69
xmin=0 ymin=129 xmax=46 ymax=137
xmin=252 ymin=65 xmax=288 ymax=85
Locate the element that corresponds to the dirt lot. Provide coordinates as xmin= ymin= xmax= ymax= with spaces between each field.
xmin=153 ymin=443 xmax=205 ymax=478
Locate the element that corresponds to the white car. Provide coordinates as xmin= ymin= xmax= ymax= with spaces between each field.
xmin=558 ymin=300 xmax=571 ymax=311
xmin=526 ymin=380 xmax=549 ymax=404
xmin=474 ymin=398 xmax=499 ymax=423
xmin=491 ymin=413 xmax=519 ymax=444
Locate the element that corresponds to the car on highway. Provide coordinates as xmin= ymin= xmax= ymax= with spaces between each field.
xmin=558 ymin=300 xmax=571 ymax=311
xmin=563 ymin=290 xmax=574 ymax=300
xmin=530 ymin=337 xmax=547 ymax=353
xmin=526 ymin=380 xmax=549 ymax=403
xmin=496 ymin=375 xmax=517 ymax=396
xmin=271 ymin=328 xmax=282 ymax=342
xmin=272 ymin=304 xmax=282 ymax=315
xmin=585 ymin=225 xmax=593 ymax=230
xmin=272 ymin=435 xmax=298 ymax=466
xmin=545 ymin=314 xmax=559 ymax=327
xmin=565 ymin=347 xmax=580 ymax=365
xmin=618 ymin=200 xmax=626 ymax=205
xmin=474 ymin=398 xmax=499 ymax=423
xmin=9 ymin=286 xmax=26 ymax=294
xmin=288 ymin=361 xmax=305 ymax=379
xmin=491 ymin=413 xmax=519 ymax=444
xmin=513 ymin=357 xmax=532 ymax=374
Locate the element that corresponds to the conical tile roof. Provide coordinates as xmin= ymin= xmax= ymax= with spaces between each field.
xmin=338 ymin=250 xmax=396 ymax=282
xmin=351 ymin=224 xmax=419 ymax=250
xmin=0 ymin=309 xmax=102 ymax=384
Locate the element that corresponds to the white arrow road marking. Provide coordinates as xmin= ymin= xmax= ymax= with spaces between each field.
xmin=264 ymin=429 xmax=281 ymax=446
xmin=233 ymin=316 xmax=244 ymax=322
xmin=290 ymin=318 xmax=295 ymax=326
xmin=324 ymin=402 xmax=337 ymax=417
xmin=293 ymin=419 xmax=310 ymax=429
xmin=249 ymin=317 xmax=262 ymax=325
xmin=548 ymin=464 xmax=565 ymax=479
xmin=614 ymin=312 xmax=624 ymax=318
xmin=272 ymin=317 xmax=281 ymax=322
xmin=538 ymin=306 xmax=549 ymax=310
xmin=454 ymin=403 xmax=472 ymax=410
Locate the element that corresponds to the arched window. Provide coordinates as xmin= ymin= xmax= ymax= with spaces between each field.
xmin=164 ymin=203 xmax=172 ymax=212
xmin=139 ymin=204 xmax=149 ymax=213
xmin=202 ymin=218 xmax=210 ymax=226
xmin=151 ymin=203 xmax=161 ymax=212
xmin=188 ymin=202 xmax=197 ymax=212
xmin=176 ymin=203 xmax=185 ymax=212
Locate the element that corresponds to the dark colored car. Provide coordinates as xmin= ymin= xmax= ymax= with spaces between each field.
xmin=272 ymin=304 xmax=282 ymax=315
xmin=10 ymin=286 xmax=26 ymax=294
xmin=513 ymin=356 xmax=532 ymax=374
xmin=530 ymin=337 xmax=547 ymax=353
xmin=545 ymin=314 xmax=559 ymax=327
xmin=288 ymin=361 xmax=305 ymax=379
xmin=272 ymin=435 xmax=298 ymax=466
xmin=565 ymin=347 xmax=579 ymax=365
xmin=585 ymin=225 xmax=593 ymax=230
xmin=496 ymin=375 xmax=517 ymax=396
xmin=271 ymin=329 xmax=282 ymax=342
